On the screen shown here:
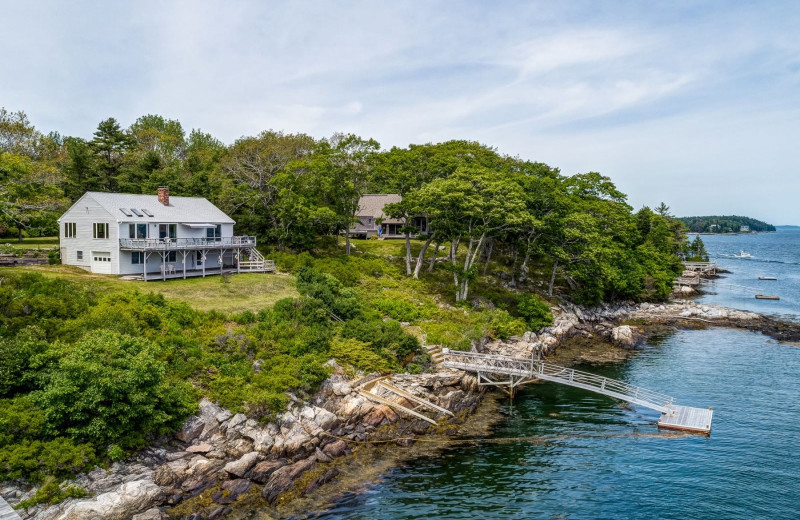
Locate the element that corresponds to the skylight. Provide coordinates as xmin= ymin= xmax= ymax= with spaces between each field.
xmin=130 ymin=208 xmax=144 ymax=217
xmin=119 ymin=208 xmax=133 ymax=217
xmin=141 ymin=209 xmax=154 ymax=217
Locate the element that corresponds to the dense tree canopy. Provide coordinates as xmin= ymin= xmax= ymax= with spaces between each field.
xmin=0 ymin=107 xmax=689 ymax=304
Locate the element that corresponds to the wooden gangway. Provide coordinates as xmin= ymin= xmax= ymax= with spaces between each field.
xmin=442 ymin=349 xmax=713 ymax=433
xmin=0 ymin=497 xmax=22 ymax=520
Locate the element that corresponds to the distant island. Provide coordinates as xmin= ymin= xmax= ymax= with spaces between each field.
xmin=678 ymin=215 xmax=776 ymax=233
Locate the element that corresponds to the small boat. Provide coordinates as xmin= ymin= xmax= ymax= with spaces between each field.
xmin=755 ymin=294 xmax=780 ymax=300
xmin=733 ymin=250 xmax=752 ymax=258
xmin=758 ymin=276 xmax=777 ymax=281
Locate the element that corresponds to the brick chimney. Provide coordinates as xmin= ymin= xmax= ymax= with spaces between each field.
xmin=157 ymin=186 xmax=170 ymax=206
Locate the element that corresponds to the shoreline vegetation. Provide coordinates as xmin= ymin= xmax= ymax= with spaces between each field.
xmin=678 ymin=215 xmax=776 ymax=234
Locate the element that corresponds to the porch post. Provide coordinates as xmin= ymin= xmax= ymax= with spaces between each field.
xmin=143 ymin=251 xmax=149 ymax=281
xmin=161 ymin=251 xmax=167 ymax=281
xmin=237 ymin=247 xmax=241 ymax=274
xmin=182 ymin=250 xmax=187 ymax=279
xmin=219 ymin=249 xmax=223 ymax=276
xmin=202 ymin=249 xmax=206 ymax=278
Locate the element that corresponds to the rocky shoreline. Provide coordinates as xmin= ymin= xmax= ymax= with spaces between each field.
xmin=3 ymin=299 xmax=799 ymax=519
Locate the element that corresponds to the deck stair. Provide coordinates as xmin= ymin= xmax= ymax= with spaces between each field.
xmin=0 ymin=497 xmax=22 ymax=520
xmin=442 ymin=349 xmax=713 ymax=434
xmin=238 ymin=247 xmax=274 ymax=272
xmin=424 ymin=344 xmax=446 ymax=367
xmin=358 ymin=377 xmax=454 ymax=425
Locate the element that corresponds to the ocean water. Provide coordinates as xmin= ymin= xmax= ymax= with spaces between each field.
xmin=298 ymin=229 xmax=800 ymax=520
xmin=696 ymin=227 xmax=800 ymax=318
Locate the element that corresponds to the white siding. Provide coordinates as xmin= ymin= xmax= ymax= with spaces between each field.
xmin=58 ymin=194 xmax=118 ymax=273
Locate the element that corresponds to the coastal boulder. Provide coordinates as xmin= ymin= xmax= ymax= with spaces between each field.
xmin=176 ymin=417 xmax=205 ymax=443
xmin=223 ymin=452 xmax=259 ymax=478
xmin=611 ymin=325 xmax=638 ymax=349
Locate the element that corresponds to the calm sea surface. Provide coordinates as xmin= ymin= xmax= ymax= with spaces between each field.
xmin=296 ymin=229 xmax=800 ymax=520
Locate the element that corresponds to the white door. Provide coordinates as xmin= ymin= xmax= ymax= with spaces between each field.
xmin=91 ymin=252 xmax=113 ymax=274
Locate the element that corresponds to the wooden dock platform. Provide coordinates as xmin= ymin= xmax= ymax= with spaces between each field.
xmin=658 ymin=405 xmax=713 ymax=434
xmin=0 ymin=496 xmax=22 ymax=520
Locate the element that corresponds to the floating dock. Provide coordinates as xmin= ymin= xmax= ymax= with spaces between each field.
xmin=658 ymin=405 xmax=714 ymax=434
xmin=758 ymin=276 xmax=777 ymax=281
xmin=755 ymin=294 xmax=780 ymax=300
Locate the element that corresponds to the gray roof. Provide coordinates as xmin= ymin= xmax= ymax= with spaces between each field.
xmin=64 ymin=192 xmax=235 ymax=224
xmin=357 ymin=194 xmax=402 ymax=220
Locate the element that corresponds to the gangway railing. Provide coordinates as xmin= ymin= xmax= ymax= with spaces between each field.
xmin=442 ymin=349 xmax=676 ymax=414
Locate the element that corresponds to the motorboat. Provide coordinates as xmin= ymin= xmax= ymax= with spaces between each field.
xmin=758 ymin=276 xmax=777 ymax=281
xmin=733 ymin=250 xmax=752 ymax=258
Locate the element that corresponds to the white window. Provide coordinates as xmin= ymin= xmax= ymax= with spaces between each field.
xmin=132 ymin=252 xmax=145 ymax=264
xmin=93 ymin=222 xmax=109 ymax=239
xmin=77 ymin=251 xmax=83 ymax=260
xmin=64 ymin=222 xmax=77 ymax=238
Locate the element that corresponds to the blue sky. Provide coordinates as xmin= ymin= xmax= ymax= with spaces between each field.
xmin=2 ymin=1 xmax=799 ymax=223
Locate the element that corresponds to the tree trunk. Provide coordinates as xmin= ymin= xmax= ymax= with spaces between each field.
xmin=413 ymin=232 xmax=436 ymax=279
xmin=519 ymin=251 xmax=530 ymax=282
xmin=428 ymin=240 xmax=441 ymax=272
xmin=451 ymin=240 xmax=460 ymax=297
xmin=548 ymin=258 xmax=559 ymax=296
xmin=345 ymin=228 xmax=351 ymax=255
xmin=18 ymin=226 xmax=23 ymax=243
xmin=404 ymin=228 xmax=412 ymax=276
xmin=509 ymin=249 xmax=518 ymax=287
xmin=482 ymin=239 xmax=494 ymax=275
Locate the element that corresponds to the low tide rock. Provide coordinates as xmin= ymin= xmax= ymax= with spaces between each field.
xmin=186 ymin=443 xmax=213 ymax=454
xmin=249 ymin=460 xmax=286 ymax=484
xmin=262 ymin=456 xmax=316 ymax=503
xmin=223 ymin=452 xmax=259 ymax=478
xmin=322 ymin=440 xmax=349 ymax=459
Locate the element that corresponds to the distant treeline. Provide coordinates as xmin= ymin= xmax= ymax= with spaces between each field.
xmin=678 ymin=216 xmax=775 ymax=233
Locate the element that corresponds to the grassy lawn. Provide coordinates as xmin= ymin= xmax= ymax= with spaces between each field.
xmin=1 ymin=236 xmax=60 ymax=251
xmin=4 ymin=264 xmax=298 ymax=314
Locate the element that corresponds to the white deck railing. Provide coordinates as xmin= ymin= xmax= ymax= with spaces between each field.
xmin=442 ymin=349 xmax=676 ymax=414
xmin=119 ymin=236 xmax=256 ymax=250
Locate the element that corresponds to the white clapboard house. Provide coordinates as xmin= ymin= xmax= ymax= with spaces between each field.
xmin=57 ymin=187 xmax=272 ymax=280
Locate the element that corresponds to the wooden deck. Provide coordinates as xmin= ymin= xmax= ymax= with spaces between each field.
xmin=0 ymin=497 xmax=22 ymax=520
xmin=658 ymin=405 xmax=713 ymax=434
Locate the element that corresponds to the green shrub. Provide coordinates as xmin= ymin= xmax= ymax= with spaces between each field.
xmin=516 ymin=294 xmax=553 ymax=331
xmin=16 ymin=477 xmax=88 ymax=509
xmin=296 ymin=266 xmax=361 ymax=319
xmin=0 ymin=327 xmax=49 ymax=396
xmin=486 ymin=309 xmax=526 ymax=340
xmin=36 ymin=331 xmax=196 ymax=450
xmin=330 ymin=337 xmax=392 ymax=374
xmin=341 ymin=319 xmax=419 ymax=364
xmin=0 ymin=438 xmax=96 ymax=483
xmin=374 ymin=298 xmax=420 ymax=322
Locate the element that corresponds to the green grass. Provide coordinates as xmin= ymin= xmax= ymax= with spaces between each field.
xmin=5 ymin=264 xmax=298 ymax=314
xmin=1 ymin=236 xmax=59 ymax=250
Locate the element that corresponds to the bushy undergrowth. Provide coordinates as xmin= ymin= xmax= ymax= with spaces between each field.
xmin=0 ymin=269 xmax=422 ymax=485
